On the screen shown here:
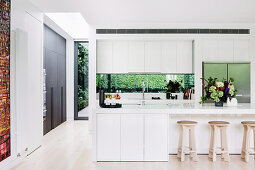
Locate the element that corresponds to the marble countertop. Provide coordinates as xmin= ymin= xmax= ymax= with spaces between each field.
xmin=96 ymin=103 xmax=255 ymax=115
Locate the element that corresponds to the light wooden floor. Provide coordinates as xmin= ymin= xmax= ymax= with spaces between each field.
xmin=12 ymin=121 xmax=255 ymax=170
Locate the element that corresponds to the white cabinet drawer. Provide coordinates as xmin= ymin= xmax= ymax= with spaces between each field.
xmin=121 ymin=114 xmax=144 ymax=161
xmin=97 ymin=114 xmax=121 ymax=161
xmin=144 ymin=114 xmax=168 ymax=161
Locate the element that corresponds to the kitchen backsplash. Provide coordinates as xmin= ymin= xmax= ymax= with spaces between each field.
xmin=96 ymin=74 xmax=194 ymax=93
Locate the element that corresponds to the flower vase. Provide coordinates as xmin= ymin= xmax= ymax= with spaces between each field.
xmin=215 ymin=101 xmax=223 ymax=107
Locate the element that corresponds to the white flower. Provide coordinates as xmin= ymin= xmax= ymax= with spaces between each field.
xmin=228 ymin=84 xmax=235 ymax=96
xmin=228 ymin=84 xmax=235 ymax=91
xmin=209 ymin=86 xmax=216 ymax=93
xmin=216 ymin=82 xmax=224 ymax=88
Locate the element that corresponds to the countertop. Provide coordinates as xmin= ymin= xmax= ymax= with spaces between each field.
xmin=96 ymin=103 xmax=255 ymax=115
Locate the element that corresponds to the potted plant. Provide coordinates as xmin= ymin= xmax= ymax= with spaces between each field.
xmin=200 ymin=77 xmax=237 ymax=107
xmin=166 ymin=80 xmax=183 ymax=99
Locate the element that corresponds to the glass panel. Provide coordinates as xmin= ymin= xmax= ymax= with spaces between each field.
xmin=96 ymin=74 xmax=194 ymax=93
xmin=204 ymin=63 xmax=227 ymax=81
xmin=228 ymin=64 xmax=250 ymax=103
xmin=77 ymin=42 xmax=89 ymax=116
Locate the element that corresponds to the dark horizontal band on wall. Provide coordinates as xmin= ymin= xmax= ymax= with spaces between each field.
xmin=96 ymin=29 xmax=250 ymax=34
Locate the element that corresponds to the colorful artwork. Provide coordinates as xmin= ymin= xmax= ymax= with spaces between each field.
xmin=0 ymin=0 xmax=10 ymax=162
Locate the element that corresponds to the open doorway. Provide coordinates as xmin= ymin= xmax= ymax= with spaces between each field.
xmin=74 ymin=41 xmax=89 ymax=120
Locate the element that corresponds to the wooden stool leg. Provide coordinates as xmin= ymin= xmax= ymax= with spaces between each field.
xmin=220 ymin=128 xmax=224 ymax=159
xmin=221 ymin=126 xmax=230 ymax=162
xmin=245 ymin=127 xmax=251 ymax=163
xmin=178 ymin=125 xmax=185 ymax=161
xmin=189 ymin=126 xmax=198 ymax=161
xmin=254 ymin=129 xmax=255 ymax=160
xmin=209 ymin=125 xmax=216 ymax=162
xmin=241 ymin=125 xmax=248 ymax=159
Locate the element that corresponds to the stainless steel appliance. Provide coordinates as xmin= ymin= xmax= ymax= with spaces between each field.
xmin=203 ymin=62 xmax=250 ymax=103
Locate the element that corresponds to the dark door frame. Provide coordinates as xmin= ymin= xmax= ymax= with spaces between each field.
xmin=74 ymin=41 xmax=89 ymax=120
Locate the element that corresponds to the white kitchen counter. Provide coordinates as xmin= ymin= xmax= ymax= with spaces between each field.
xmin=95 ymin=103 xmax=255 ymax=161
xmin=96 ymin=103 xmax=255 ymax=115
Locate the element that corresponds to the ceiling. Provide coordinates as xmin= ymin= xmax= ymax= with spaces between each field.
xmin=45 ymin=13 xmax=89 ymax=39
xmin=31 ymin=0 xmax=255 ymax=25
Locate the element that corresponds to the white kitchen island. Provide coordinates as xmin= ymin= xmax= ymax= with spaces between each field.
xmin=95 ymin=103 xmax=255 ymax=162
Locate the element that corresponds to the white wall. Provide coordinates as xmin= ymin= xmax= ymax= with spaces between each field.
xmin=89 ymin=23 xmax=255 ymax=161
xmin=43 ymin=15 xmax=75 ymax=121
xmin=0 ymin=0 xmax=43 ymax=169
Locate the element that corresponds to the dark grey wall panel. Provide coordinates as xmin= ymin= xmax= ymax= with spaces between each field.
xmin=45 ymin=26 xmax=57 ymax=51
xmin=44 ymin=25 xmax=66 ymax=134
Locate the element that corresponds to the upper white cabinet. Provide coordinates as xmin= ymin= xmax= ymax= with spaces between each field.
xmin=218 ymin=40 xmax=234 ymax=62
xmin=144 ymin=41 xmax=161 ymax=72
xmin=112 ymin=41 xmax=129 ymax=73
xmin=176 ymin=40 xmax=193 ymax=73
xmin=128 ymin=41 xmax=145 ymax=72
xmin=97 ymin=39 xmax=193 ymax=74
xmin=234 ymin=40 xmax=250 ymax=61
xmin=96 ymin=41 xmax=113 ymax=73
xmin=203 ymin=39 xmax=250 ymax=62
xmin=161 ymin=41 xmax=177 ymax=73
xmin=203 ymin=39 xmax=219 ymax=61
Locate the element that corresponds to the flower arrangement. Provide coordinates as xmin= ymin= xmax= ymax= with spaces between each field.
xmin=200 ymin=77 xmax=237 ymax=104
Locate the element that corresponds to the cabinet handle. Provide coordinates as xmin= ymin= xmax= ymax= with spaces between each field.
xmin=61 ymin=86 xmax=63 ymax=122
xmin=51 ymin=87 xmax=53 ymax=129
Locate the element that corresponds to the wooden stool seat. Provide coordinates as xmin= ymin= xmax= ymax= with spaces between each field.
xmin=241 ymin=121 xmax=255 ymax=162
xmin=177 ymin=120 xmax=198 ymax=162
xmin=209 ymin=121 xmax=230 ymax=162
xmin=177 ymin=121 xmax=197 ymax=125
xmin=241 ymin=121 xmax=255 ymax=125
xmin=209 ymin=121 xmax=229 ymax=125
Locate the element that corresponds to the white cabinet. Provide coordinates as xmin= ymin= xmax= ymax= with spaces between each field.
xmin=203 ymin=39 xmax=219 ymax=61
xmin=96 ymin=41 xmax=113 ymax=73
xmin=145 ymin=41 xmax=161 ymax=72
xmin=203 ymin=39 xmax=250 ymax=62
xmin=234 ymin=40 xmax=250 ymax=61
xmin=144 ymin=114 xmax=168 ymax=161
xmin=19 ymin=12 xmax=43 ymax=155
xmin=121 ymin=114 xmax=144 ymax=161
xmin=177 ymin=40 xmax=193 ymax=73
xmin=97 ymin=114 xmax=121 ymax=161
xmin=219 ymin=40 xmax=234 ymax=62
xmin=161 ymin=41 xmax=177 ymax=73
xmin=96 ymin=113 xmax=169 ymax=161
xmin=128 ymin=41 xmax=145 ymax=72
xmin=112 ymin=41 xmax=129 ymax=73
xmin=97 ymin=40 xmax=194 ymax=73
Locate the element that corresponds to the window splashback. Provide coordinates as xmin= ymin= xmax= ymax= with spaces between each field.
xmin=96 ymin=74 xmax=194 ymax=93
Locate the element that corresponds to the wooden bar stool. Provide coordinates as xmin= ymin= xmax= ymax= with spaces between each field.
xmin=241 ymin=121 xmax=255 ymax=162
xmin=177 ymin=121 xmax=198 ymax=162
xmin=208 ymin=121 xmax=230 ymax=162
